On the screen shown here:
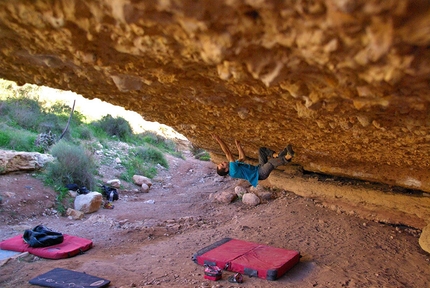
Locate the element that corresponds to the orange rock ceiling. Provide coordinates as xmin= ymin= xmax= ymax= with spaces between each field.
xmin=0 ymin=0 xmax=429 ymax=193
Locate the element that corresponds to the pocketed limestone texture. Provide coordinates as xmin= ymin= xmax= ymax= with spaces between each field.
xmin=0 ymin=1 xmax=429 ymax=238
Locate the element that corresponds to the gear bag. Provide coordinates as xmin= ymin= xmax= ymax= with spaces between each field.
xmin=23 ymin=225 xmax=64 ymax=248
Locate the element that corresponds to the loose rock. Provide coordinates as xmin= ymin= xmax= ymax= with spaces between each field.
xmin=74 ymin=192 xmax=103 ymax=214
xmin=242 ymin=193 xmax=260 ymax=206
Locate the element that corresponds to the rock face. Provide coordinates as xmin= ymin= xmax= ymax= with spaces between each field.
xmin=0 ymin=3 xmax=429 ymax=190
xmin=0 ymin=150 xmax=54 ymax=174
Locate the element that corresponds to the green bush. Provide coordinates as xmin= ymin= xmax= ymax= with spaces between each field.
xmin=37 ymin=113 xmax=63 ymax=135
xmin=133 ymin=146 xmax=168 ymax=168
xmin=93 ymin=115 xmax=132 ymax=141
xmin=120 ymin=158 xmax=158 ymax=181
xmin=46 ymin=102 xmax=85 ymax=125
xmin=77 ymin=126 xmax=93 ymax=140
xmin=0 ymin=82 xmax=185 ymax=196
xmin=4 ymin=97 xmax=43 ymax=132
xmin=190 ymin=145 xmax=211 ymax=161
xmin=0 ymin=96 xmax=83 ymax=142
xmin=162 ymin=138 xmax=177 ymax=151
xmin=89 ymin=125 xmax=109 ymax=139
xmin=120 ymin=145 xmax=168 ymax=180
xmin=0 ymin=101 xmax=10 ymax=115
xmin=0 ymin=130 xmax=11 ymax=147
xmin=44 ymin=141 xmax=97 ymax=190
xmin=135 ymin=132 xmax=182 ymax=159
xmin=141 ymin=132 xmax=159 ymax=145
xmin=0 ymin=126 xmax=35 ymax=151
xmin=198 ymin=154 xmax=211 ymax=161
xmin=7 ymin=129 xmax=39 ymax=152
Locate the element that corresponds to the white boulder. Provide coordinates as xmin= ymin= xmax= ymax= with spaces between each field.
xmin=74 ymin=192 xmax=103 ymax=214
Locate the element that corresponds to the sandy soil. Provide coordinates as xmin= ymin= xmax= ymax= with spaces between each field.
xmin=0 ymin=150 xmax=429 ymax=288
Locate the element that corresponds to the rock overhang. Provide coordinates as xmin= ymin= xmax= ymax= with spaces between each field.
xmin=0 ymin=0 xmax=429 ymax=193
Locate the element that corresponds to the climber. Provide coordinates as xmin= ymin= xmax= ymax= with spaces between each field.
xmin=212 ymin=134 xmax=295 ymax=187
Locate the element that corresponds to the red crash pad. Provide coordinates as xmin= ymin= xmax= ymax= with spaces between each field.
xmin=192 ymin=237 xmax=300 ymax=281
xmin=0 ymin=234 xmax=92 ymax=259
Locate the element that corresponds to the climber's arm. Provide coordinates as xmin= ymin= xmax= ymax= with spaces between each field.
xmin=212 ymin=134 xmax=235 ymax=162
xmin=235 ymin=140 xmax=246 ymax=162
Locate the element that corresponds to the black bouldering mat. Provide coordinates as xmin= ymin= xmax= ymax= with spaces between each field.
xmin=29 ymin=268 xmax=110 ymax=288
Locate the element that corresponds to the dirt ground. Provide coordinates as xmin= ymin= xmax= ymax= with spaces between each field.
xmin=0 ymin=149 xmax=429 ymax=288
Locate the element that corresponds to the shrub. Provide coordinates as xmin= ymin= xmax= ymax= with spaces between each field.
xmin=120 ymin=158 xmax=158 ymax=181
xmin=141 ymin=132 xmax=159 ymax=146
xmin=8 ymin=129 xmax=39 ymax=152
xmin=44 ymin=141 xmax=96 ymax=190
xmin=163 ymin=138 xmax=177 ymax=151
xmin=0 ymin=130 xmax=11 ymax=147
xmin=198 ymin=153 xmax=211 ymax=161
xmin=93 ymin=115 xmax=132 ymax=141
xmin=82 ymin=141 xmax=102 ymax=155
xmin=37 ymin=113 xmax=63 ymax=135
xmin=120 ymin=145 xmax=168 ymax=180
xmin=133 ymin=146 xmax=168 ymax=168
xmin=89 ymin=125 xmax=109 ymax=139
xmin=190 ymin=145 xmax=211 ymax=161
xmin=5 ymin=97 xmax=43 ymax=132
xmin=136 ymin=132 xmax=182 ymax=158
xmin=0 ymin=126 xmax=39 ymax=151
xmin=0 ymin=101 xmax=10 ymax=115
xmin=77 ymin=126 xmax=93 ymax=140
xmin=46 ymin=102 xmax=85 ymax=125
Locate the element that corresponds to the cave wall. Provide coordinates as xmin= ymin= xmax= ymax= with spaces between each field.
xmin=0 ymin=1 xmax=429 ymax=191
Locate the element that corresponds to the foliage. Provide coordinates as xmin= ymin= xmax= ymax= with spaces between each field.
xmin=9 ymin=130 xmax=40 ymax=152
xmin=120 ymin=145 xmax=168 ymax=180
xmin=133 ymin=146 xmax=168 ymax=168
xmin=139 ymin=132 xmax=174 ymax=149
xmin=46 ymin=101 xmax=86 ymax=125
xmin=0 ymin=79 xmax=192 ymax=211
xmin=76 ymin=126 xmax=93 ymax=140
xmin=88 ymin=124 xmax=109 ymax=139
xmin=133 ymin=132 xmax=184 ymax=159
xmin=197 ymin=153 xmax=211 ymax=161
xmin=0 ymin=90 xmax=86 ymax=143
xmin=92 ymin=114 xmax=132 ymax=141
xmin=1 ymin=96 xmax=43 ymax=132
xmin=44 ymin=141 xmax=97 ymax=190
xmin=0 ymin=126 xmax=41 ymax=152
xmin=0 ymin=130 xmax=11 ymax=147
xmin=190 ymin=144 xmax=211 ymax=161
xmin=120 ymin=158 xmax=158 ymax=181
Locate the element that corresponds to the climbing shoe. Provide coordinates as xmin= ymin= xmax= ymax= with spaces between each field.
xmin=228 ymin=273 xmax=243 ymax=283
xmin=277 ymin=147 xmax=288 ymax=159
xmin=286 ymin=144 xmax=295 ymax=157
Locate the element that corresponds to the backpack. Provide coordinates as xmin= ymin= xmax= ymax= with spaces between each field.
xmin=99 ymin=185 xmax=119 ymax=201
xmin=23 ymin=225 xmax=64 ymax=248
